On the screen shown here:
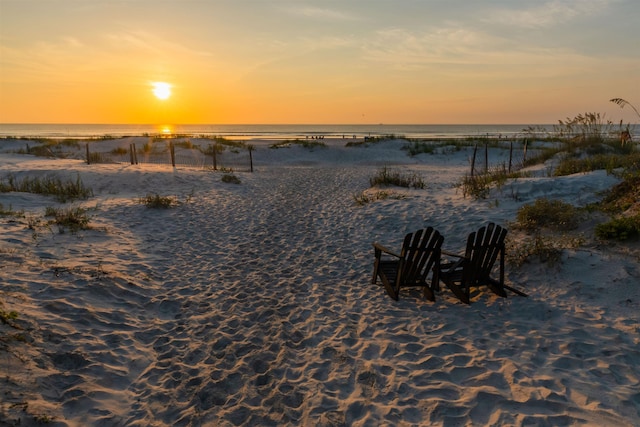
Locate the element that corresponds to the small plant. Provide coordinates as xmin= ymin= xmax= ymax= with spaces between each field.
xmin=352 ymin=190 xmax=405 ymax=205
xmin=140 ymin=193 xmax=176 ymax=208
xmin=45 ymin=206 xmax=92 ymax=232
xmin=595 ymin=215 xmax=640 ymax=240
xmin=369 ymin=166 xmax=425 ymax=189
xmin=507 ymin=234 xmax=564 ymax=267
xmin=0 ymin=203 xmax=24 ymax=217
xmin=0 ymin=307 xmax=19 ymax=325
xmin=515 ymin=198 xmax=581 ymax=231
xmin=34 ymin=414 xmax=55 ymax=423
xmin=221 ymin=174 xmax=241 ymax=184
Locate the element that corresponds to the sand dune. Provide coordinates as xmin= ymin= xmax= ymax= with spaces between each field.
xmin=1 ymin=139 xmax=638 ymax=426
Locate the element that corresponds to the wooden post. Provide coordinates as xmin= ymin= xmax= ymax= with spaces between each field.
xmin=130 ymin=143 xmax=135 ymax=165
xmin=248 ymin=145 xmax=254 ymax=172
xmin=508 ymin=141 xmax=513 ymax=173
xmin=470 ymin=143 xmax=478 ymax=177
xmin=212 ymin=143 xmax=217 ymax=170
xmin=170 ymin=141 xmax=175 ymax=167
xmin=523 ymin=140 xmax=528 ymax=166
xmin=86 ymin=143 xmax=90 ymax=165
xmin=484 ymin=142 xmax=488 ymax=174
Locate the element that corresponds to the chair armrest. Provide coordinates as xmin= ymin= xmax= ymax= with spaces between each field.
xmin=441 ymin=250 xmax=464 ymax=258
xmin=372 ymin=242 xmax=401 ymax=258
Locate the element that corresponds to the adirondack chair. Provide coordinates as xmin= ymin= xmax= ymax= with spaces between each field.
xmin=372 ymin=227 xmax=444 ymax=301
xmin=436 ymin=223 xmax=527 ymax=304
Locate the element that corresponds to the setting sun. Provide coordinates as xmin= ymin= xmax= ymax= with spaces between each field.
xmin=151 ymin=82 xmax=172 ymax=100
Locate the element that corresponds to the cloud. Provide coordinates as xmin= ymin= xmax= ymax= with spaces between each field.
xmin=362 ymin=26 xmax=499 ymax=67
xmin=360 ymin=25 xmax=597 ymax=78
xmin=105 ymin=30 xmax=210 ymax=57
xmin=485 ymin=0 xmax=615 ymax=28
xmin=283 ymin=5 xmax=359 ymax=21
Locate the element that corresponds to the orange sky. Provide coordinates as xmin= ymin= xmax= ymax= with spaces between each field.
xmin=1 ymin=1 xmax=639 ymax=124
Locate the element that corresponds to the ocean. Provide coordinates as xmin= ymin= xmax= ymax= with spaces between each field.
xmin=0 ymin=123 xmax=558 ymax=140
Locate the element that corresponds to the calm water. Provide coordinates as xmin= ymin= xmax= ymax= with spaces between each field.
xmin=0 ymin=123 xmax=556 ymax=140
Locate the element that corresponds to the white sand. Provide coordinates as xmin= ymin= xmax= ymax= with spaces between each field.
xmin=0 ymin=138 xmax=638 ymax=426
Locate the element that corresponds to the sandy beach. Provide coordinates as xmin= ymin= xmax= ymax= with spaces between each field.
xmin=1 ymin=137 xmax=639 ymax=426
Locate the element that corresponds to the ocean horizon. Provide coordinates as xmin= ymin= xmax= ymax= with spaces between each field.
xmin=0 ymin=123 xmax=560 ymax=140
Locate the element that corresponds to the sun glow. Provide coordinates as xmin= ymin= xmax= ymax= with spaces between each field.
xmin=151 ymin=82 xmax=172 ymax=100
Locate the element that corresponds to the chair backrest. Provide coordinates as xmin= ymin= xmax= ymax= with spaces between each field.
xmin=464 ymin=222 xmax=507 ymax=283
xmin=399 ymin=227 xmax=444 ymax=285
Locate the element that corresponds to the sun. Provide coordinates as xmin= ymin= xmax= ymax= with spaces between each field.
xmin=151 ymin=82 xmax=172 ymax=100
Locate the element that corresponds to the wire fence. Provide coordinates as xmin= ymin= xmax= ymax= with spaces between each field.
xmin=85 ymin=139 xmax=254 ymax=172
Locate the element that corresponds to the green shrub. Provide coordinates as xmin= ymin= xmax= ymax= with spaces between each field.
xmin=140 ymin=193 xmax=176 ymax=208
xmin=507 ymin=234 xmax=563 ymax=266
xmin=595 ymin=215 xmax=640 ymax=240
xmin=507 ymin=234 xmax=583 ymax=267
xmin=597 ymin=173 xmax=640 ymax=214
xmin=0 ymin=307 xmax=19 ymax=325
xmin=553 ymin=152 xmax=640 ymax=176
xmin=45 ymin=206 xmax=91 ymax=232
xmin=369 ymin=166 xmax=425 ymax=189
xmin=221 ymin=174 xmax=241 ymax=184
xmin=515 ymin=198 xmax=581 ymax=231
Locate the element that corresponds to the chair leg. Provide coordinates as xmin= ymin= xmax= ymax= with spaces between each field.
xmin=372 ymin=249 xmax=381 ymax=285
xmin=382 ymin=279 xmax=398 ymax=300
xmin=423 ymin=285 xmax=435 ymax=302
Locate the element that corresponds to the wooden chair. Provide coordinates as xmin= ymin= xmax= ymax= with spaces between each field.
xmin=436 ymin=222 xmax=527 ymax=304
xmin=372 ymin=227 xmax=444 ymax=301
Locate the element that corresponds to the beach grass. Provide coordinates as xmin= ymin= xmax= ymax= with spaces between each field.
xmin=270 ymin=139 xmax=327 ymax=150
xmin=0 ymin=174 xmax=93 ymax=203
xmin=45 ymin=205 xmax=92 ymax=232
xmin=369 ymin=166 xmax=425 ymax=189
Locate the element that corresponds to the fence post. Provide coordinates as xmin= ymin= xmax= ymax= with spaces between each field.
xmin=86 ymin=143 xmax=90 ymax=165
xmin=509 ymin=141 xmax=513 ymax=173
xmin=484 ymin=142 xmax=488 ymax=174
xmin=170 ymin=141 xmax=176 ymax=167
xmin=212 ymin=143 xmax=217 ymax=170
xmin=470 ymin=143 xmax=477 ymax=177
xmin=130 ymin=143 xmax=135 ymax=165
xmin=523 ymin=140 xmax=528 ymax=166
xmin=248 ymin=145 xmax=254 ymax=172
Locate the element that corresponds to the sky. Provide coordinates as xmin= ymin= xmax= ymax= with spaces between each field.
xmin=0 ymin=0 xmax=639 ymax=124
